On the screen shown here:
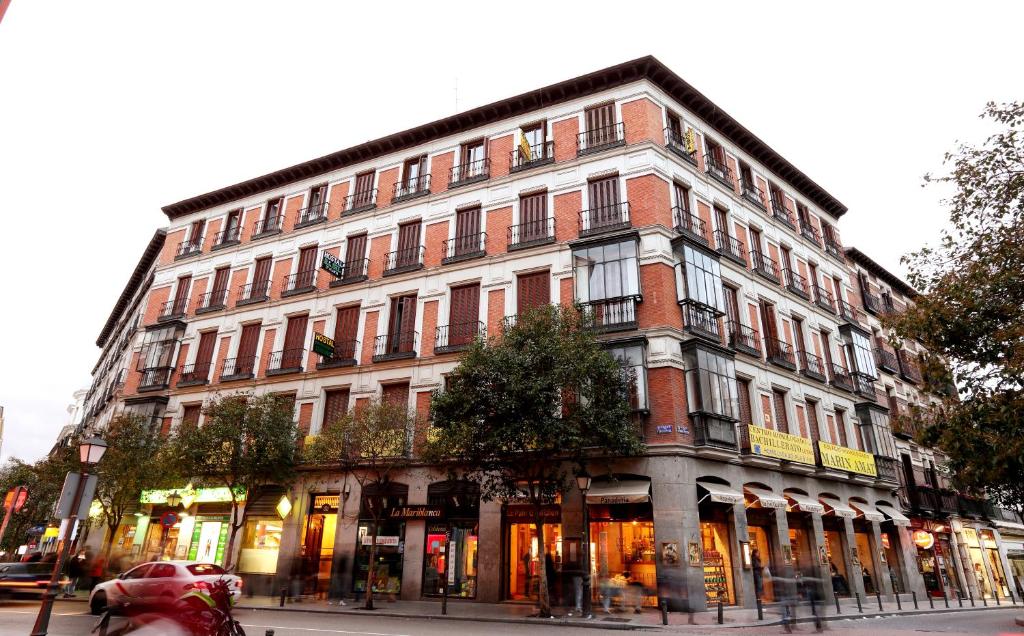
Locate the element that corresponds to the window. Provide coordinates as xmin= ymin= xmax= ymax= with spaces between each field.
xmin=352 ymin=171 xmax=375 ymax=209
xmin=666 ymin=111 xmax=683 ymax=139
xmin=855 ymin=405 xmax=896 ymax=457
xmin=395 ymin=222 xmax=421 ymax=267
xmin=523 ymin=122 xmax=545 ymax=148
xmin=772 ymin=389 xmax=790 ymax=434
xmin=673 ymin=182 xmax=691 ymax=214
xmin=225 ymin=210 xmax=241 ymax=237
xmin=265 ymin=197 xmax=283 ymax=223
xmin=308 ymin=184 xmax=327 ymax=211
xmin=714 ymin=206 xmax=729 ymax=236
xmin=452 ymin=206 xmax=482 ymax=256
xmin=459 ymin=139 xmax=486 ymax=176
xmin=188 ymin=220 xmax=205 ymax=248
xmin=722 ymin=285 xmax=740 ymax=325
xmin=387 ymin=295 xmax=418 ymax=354
xmin=448 ymin=283 xmax=481 ymax=345
xmin=736 ymin=378 xmax=753 ymax=427
xmin=172 ymin=275 xmax=192 ymax=314
xmin=606 ymin=343 xmax=647 ymax=411
xmin=845 ymin=329 xmax=878 ymax=378
xmin=321 ymin=389 xmax=350 ymax=430
xmin=806 ymin=399 xmax=822 ymax=443
xmin=234 ymin=322 xmax=261 ymax=375
xmin=138 ymin=325 xmax=179 ymax=372
xmin=768 ymin=183 xmax=785 ymax=211
xmin=295 ymin=245 xmax=318 ymax=288
xmin=280 ymin=314 xmax=308 ymax=368
xmin=835 ymin=408 xmax=850 ymax=448
xmin=517 ymin=191 xmax=549 ymax=243
xmin=584 ymin=102 xmax=616 ymax=145
xmin=572 ymin=239 xmax=639 ymax=303
xmin=182 ymin=404 xmax=201 ymax=427
xmin=680 ymin=244 xmax=723 ymax=311
xmin=382 ymin=382 xmax=410 ymax=407
xmin=187 ymin=564 xmax=226 ymax=576
xmin=683 ymin=346 xmax=739 ymax=419
xmin=149 ymin=563 xmax=176 ymax=578
xmin=516 ymin=271 xmax=549 ymax=314
xmin=332 ymin=306 xmax=360 ymax=359
xmin=345 ymin=234 xmax=367 ymax=276
xmin=705 ymin=137 xmax=726 ymax=164
xmin=238 ymin=518 xmax=283 ymax=575
xmin=190 ymin=331 xmax=217 ymax=379
xmin=210 ymin=267 xmax=229 ymax=305
xmin=402 ymin=155 xmax=427 ymax=189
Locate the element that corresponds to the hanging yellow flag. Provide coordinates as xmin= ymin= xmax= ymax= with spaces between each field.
xmin=684 ymin=129 xmax=696 ymax=154
xmin=519 ymin=134 xmax=532 ymax=161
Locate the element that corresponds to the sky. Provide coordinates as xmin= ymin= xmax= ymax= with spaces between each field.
xmin=0 ymin=1 xmax=1020 ymax=465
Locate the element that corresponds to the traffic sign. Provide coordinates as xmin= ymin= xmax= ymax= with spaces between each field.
xmin=160 ymin=511 xmax=179 ymax=527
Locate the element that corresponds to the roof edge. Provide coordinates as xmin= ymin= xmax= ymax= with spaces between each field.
xmin=844 ymin=246 xmax=919 ymax=298
xmin=95 ymin=229 xmax=167 ymax=348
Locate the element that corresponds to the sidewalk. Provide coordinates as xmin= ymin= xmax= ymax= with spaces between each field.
xmin=231 ymin=593 xmax=1022 ymax=631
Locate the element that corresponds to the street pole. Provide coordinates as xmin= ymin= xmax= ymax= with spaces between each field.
xmin=30 ymin=472 xmax=87 ymax=636
xmin=581 ymin=495 xmax=592 ymax=618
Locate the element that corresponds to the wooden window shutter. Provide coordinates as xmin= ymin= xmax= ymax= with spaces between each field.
xmin=211 ymin=268 xmax=229 ymax=295
xmin=449 ymin=284 xmax=480 ymax=345
xmin=398 ymin=222 xmax=421 ymax=253
xmin=194 ymin=331 xmax=217 ymax=369
xmin=237 ymin=323 xmax=261 ymax=374
xmin=253 ymin=258 xmax=272 ymax=291
xmin=333 ymin=306 xmax=360 ymax=358
xmin=174 ymin=276 xmax=191 ymax=312
xmin=283 ymin=315 xmax=308 ymax=352
xmin=772 ymin=389 xmax=790 ymax=434
xmin=382 ymin=382 xmax=410 ymax=407
xmin=806 ymin=401 xmax=821 ymax=444
xmin=321 ymin=389 xmax=350 ymax=430
xmin=182 ymin=404 xmax=201 ymax=427
xmin=346 ymin=235 xmax=367 ymax=267
xmin=517 ymin=271 xmax=550 ymax=314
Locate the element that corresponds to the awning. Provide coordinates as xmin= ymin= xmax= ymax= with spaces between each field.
xmin=876 ymin=503 xmax=911 ymax=527
xmin=820 ymin=496 xmax=857 ymax=519
xmin=785 ymin=492 xmax=825 ymax=515
xmin=586 ymin=480 xmax=651 ymax=505
xmin=744 ymin=486 xmax=788 ymax=510
xmin=696 ymin=480 xmax=744 ymax=505
xmin=849 ymin=500 xmax=886 ymax=523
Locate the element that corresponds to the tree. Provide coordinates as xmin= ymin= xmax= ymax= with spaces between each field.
xmin=884 ymin=101 xmax=1024 ymax=518
xmin=169 ymin=393 xmax=299 ymax=568
xmin=303 ymin=398 xmax=422 ymax=610
xmin=93 ymin=414 xmax=177 ymax=558
xmin=0 ymin=449 xmax=76 ymax=556
xmin=426 ymin=305 xmax=645 ymax=617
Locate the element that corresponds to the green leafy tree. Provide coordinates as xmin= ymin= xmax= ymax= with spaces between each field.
xmin=93 ymin=414 xmax=178 ymax=559
xmin=426 ymin=305 xmax=644 ymax=617
xmin=169 ymin=393 xmax=299 ymax=568
xmin=0 ymin=449 xmax=76 ymax=556
xmin=303 ymin=398 xmax=422 ymax=610
xmin=884 ymin=101 xmax=1024 ymax=518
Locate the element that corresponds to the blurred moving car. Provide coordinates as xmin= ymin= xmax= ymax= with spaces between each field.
xmin=0 ymin=562 xmax=69 ymax=598
xmin=89 ymin=561 xmax=242 ymax=615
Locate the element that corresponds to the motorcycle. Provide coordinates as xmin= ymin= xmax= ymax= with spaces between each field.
xmin=92 ymin=577 xmax=245 ymax=636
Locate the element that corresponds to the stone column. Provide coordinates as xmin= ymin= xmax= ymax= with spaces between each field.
xmin=660 ymin=456 xmax=704 ymax=612
xmin=809 ymin=513 xmax=835 ymax=606
xmin=891 ymin=524 xmax=926 ymax=599
xmin=868 ymin=520 xmax=894 ymax=598
xmin=731 ymin=501 xmax=755 ymax=608
xmin=843 ymin=517 xmax=866 ymax=600
xmin=330 ymin=481 xmax=360 ymax=601
xmin=771 ymin=507 xmax=795 ymax=602
xmin=476 ymin=499 xmax=502 ymax=603
xmin=274 ymin=485 xmax=311 ymax=597
xmin=400 ymin=477 xmax=428 ymax=601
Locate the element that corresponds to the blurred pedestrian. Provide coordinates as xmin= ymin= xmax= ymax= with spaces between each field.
xmin=64 ymin=550 xmax=85 ymax=597
xmin=89 ymin=551 xmax=107 ymax=588
xmin=752 ymin=549 xmax=764 ymax=600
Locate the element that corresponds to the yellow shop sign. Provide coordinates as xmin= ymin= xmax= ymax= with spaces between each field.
xmin=818 ymin=441 xmax=877 ymax=477
xmin=748 ymin=426 xmax=815 ymax=465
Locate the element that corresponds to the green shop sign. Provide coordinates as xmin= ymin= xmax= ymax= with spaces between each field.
xmin=140 ymin=484 xmax=246 ymax=506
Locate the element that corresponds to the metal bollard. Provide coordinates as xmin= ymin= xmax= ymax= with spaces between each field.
xmin=661 ymin=599 xmax=668 ymax=626
xmin=856 ymin=592 xmax=863 ymax=613
xmin=280 ymin=587 xmax=287 ymax=607
xmin=928 ymin=593 xmax=934 ymax=609
xmin=757 ymin=597 xmax=764 ymax=621
xmin=982 ymin=594 xmax=987 ymax=607
xmin=995 ymin=590 xmax=1000 ymax=606
xmin=969 ymin=589 xmax=975 ymax=607
xmin=956 ymin=589 xmax=962 ymax=608
xmin=876 ymin=591 xmax=883 ymax=611
xmin=895 ymin=592 xmax=902 ymax=610
xmin=717 ymin=599 xmax=724 ymax=624
xmin=266 ymin=631 xmax=275 ymax=636
xmin=943 ymin=591 xmax=949 ymax=609
xmin=835 ymin=593 xmax=841 ymax=614
xmin=912 ymin=591 xmax=918 ymax=609
xmin=1012 ymin=591 xmax=1018 ymax=605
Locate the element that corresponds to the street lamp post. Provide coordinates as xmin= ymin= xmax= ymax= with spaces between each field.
xmin=576 ymin=469 xmax=592 ymax=619
xmin=31 ymin=437 xmax=107 ymax=636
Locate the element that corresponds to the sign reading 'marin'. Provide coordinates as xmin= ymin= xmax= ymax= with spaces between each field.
xmin=748 ymin=426 xmax=815 ymax=465
xmin=817 ymin=441 xmax=877 ymax=477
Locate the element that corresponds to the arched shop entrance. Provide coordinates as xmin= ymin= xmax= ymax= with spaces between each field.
xmin=586 ymin=476 xmax=656 ymax=608
xmin=696 ymin=478 xmax=744 ymax=606
xmin=849 ymin=498 xmax=885 ymax=595
xmin=354 ymin=482 xmax=409 ymax=597
xmin=423 ymin=480 xmax=480 ymax=599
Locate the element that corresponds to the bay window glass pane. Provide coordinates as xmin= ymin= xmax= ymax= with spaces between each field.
xmin=607 ymin=344 xmax=647 ymax=410
xmin=850 ymin=331 xmax=877 ymax=378
xmin=683 ymin=245 xmax=723 ymax=310
xmin=687 ymin=347 xmax=738 ymax=418
xmin=573 ymin=240 xmax=639 ymax=303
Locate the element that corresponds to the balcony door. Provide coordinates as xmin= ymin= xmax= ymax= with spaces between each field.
xmin=449 ymin=284 xmax=480 ymax=346
xmin=403 ymin=155 xmax=427 ymax=189
xmin=252 ymin=258 xmax=272 ymax=296
xmin=353 ymin=172 xmax=374 ymax=208
xmin=454 ymin=207 xmax=481 ymax=255
xmin=584 ymin=103 xmax=615 ymax=145
xmin=173 ymin=276 xmax=192 ymax=314
xmin=396 ymin=222 xmax=421 ymax=267
xmin=332 ymin=306 xmax=360 ymax=360
xmin=211 ymin=268 xmax=229 ymax=305
xmin=297 ymin=246 xmax=318 ymax=287
xmin=308 ymin=184 xmax=327 ymax=213
xmin=236 ymin=323 xmax=261 ymax=374
xmin=517 ymin=271 xmax=550 ymax=315
xmin=587 ymin=176 xmax=620 ymax=228
xmin=388 ymin=295 xmax=418 ymax=354
xmin=224 ymin=210 xmax=241 ymax=239
xmin=193 ymin=331 xmax=217 ymax=378
xmin=772 ymin=389 xmax=790 ymax=434
xmin=758 ymin=300 xmax=779 ymax=344
xmin=460 ymin=140 xmax=486 ymax=175
xmin=806 ymin=400 xmax=821 ymax=445
xmin=345 ymin=234 xmax=367 ymax=273
xmin=265 ymin=198 xmax=282 ymax=224
xmin=282 ymin=314 xmax=308 ymax=368
xmin=519 ymin=192 xmax=547 ymax=242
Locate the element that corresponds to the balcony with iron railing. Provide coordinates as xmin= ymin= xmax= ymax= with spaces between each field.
xmin=784 ymin=268 xmax=811 ymax=300
xmin=449 ymin=158 xmax=490 ymax=188
xmin=580 ymin=202 xmax=630 ymax=237
xmin=507 ymin=217 xmax=554 ymax=251
xmin=813 ymin=285 xmax=836 ymax=314
xmin=673 ymin=206 xmax=708 ymax=245
xmin=851 ymin=372 xmax=877 ymax=401
xmin=874 ymin=347 xmax=900 ymax=374
xmin=295 ymin=201 xmax=328 ymax=228
xmin=373 ymin=331 xmax=418 ymax=362
xmin=159 ymin=299 xmax=189 ymax=321
xmin=577 ymin=122 xmax=625 ymax=155
xmin=434 ymin=321 xmax=484 ymax=354
xmin=316 ymin=339 xmax=359 ymax=370
xmin=799 ymin=218 xmax=822 ymax=247
xmin=862 ymin=290 xmax=883 ymax=316
xmin=237 ymin=279 xmax=271 ymax=306
xmin=824 ymin=238 xmax=843 ymax=259
xmin=938 ymin=489 xmax=960 ymax=515
xmin=726 ymin=321 xmax=761 ymax=358
xmin=392 ymin=174 xmax=431 ymax=203
xmin=771 ymin=200 xmax=796 ymax=229
xmin=830 ymin=363 xmax=854 ymax=392
xmin=196 ymin=288 xmax=229 ymax=315
xmin=898 ymin=351 xmax=923 ymax=384
xmin=584 ymin=296 xmax=640 ymax=332
xmin=343 ymin=189 xmax=377 ymax=216
xmin=875 ymin=455 xmax=900 ymax=485
xmin=659 ymin=127 xmax=696 ymax=166
xmin=220 ymin=355 xmax=256 ymax=381
xmin=740 ymin=178 xmax=766 ymax=210
xmin=501 ymin=314 xmax=518 ymax=331
xmin=175 ymin=238 xmax=203 ymax=260
xmin=838 ymin=299 xmax=866 ymax=326
xmin=212 ymin=226 xmax=241 ymax=250
xmin=266 ymin=348 xmax=305 ymax=376
xmin=909 ymin=486 xmax=939 ymax=513
xmin=713 ymin=230 xmax=747 ymax=266
xmin=177 ymin=362 xmax=211 ymax=388
xmin=799 ymin=350 xmax=828 ymax=382
xmin=958 ymin=495 xmax=992 ymax=519
xmin=282 ymin=269 xmax=317 ymax=297
xmin=252 ymin=214 xmax=284 ymax=239
xmin=890 ymin=410 xmax=921 ymax=439
xmin=679 ymin=299 xmax=722 ymax=341
xmin=138 ymin=367 xmax=174 ymax=391
xmin=442 ymin=232 xmax=486 ymax=264
xmin=704 ymin=152 xmax=733 ymax=187
xmin=510 ymin=141 xmax=555 ymax=172
xmin=329 ymin=258 xmax=370 ymax=287
xmin=383 ymin=246 xmax=425 ymax=276
xmin=693 ymin=413 xmax=738 ymax=450
xmin=766 ymin=338 xmax=797 ymax=371
xmin=750 ymin=250 xmax=781 ymax=284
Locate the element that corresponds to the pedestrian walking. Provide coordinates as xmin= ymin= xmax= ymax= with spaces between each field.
xmin=64 ymin=550 xmax=84 ymax=597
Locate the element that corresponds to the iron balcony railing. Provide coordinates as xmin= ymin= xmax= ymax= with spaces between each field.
xmin=673 ymin=206 xmax=708 ymax=244
xmin=267 ymin=348 xmax=305 ymax=374
xmin=317 ymin=339 xmax=359 ymax=368
xmin=330 ymin=258 xmax=369 ymax=286
xmin=770 ymin=200 xmax=796 ymax=228
xmin=383 ymin=246 xmax=425 ymax=276
xmin=663 ymin=127 xmax=698 ymax=165
xmin=799 ymin=217 xmax=822 ymax=245
xmin=862 ymin=290 xmax=883 ymax=315
xmin=238 ymin=279 xmax=271 ymax=305
xmin=750 ymin=250 xmax=781 ymax=284
xmin=252 ymin=214 xmax=284 ymax=238
xmin=283 ymin=269 xmax=317 ymax=295
xmin=138 ymin=366 xmax=173 ymax=390
xmin=177 ymin=362 xmax=211 ymax=386
xmin=909 ymin=486 xmax=939 ymax=512
xmin=296 ymin=201 xmax=328 ymax=227
xmin=784 ymin=269 xmax=811 ymax=299
xmin=838 ymin=299 xmax=865 ymax=326
xmin=501 ymin=314 xmax=518 ymax=331
xmin=434 ymin=321 xmax=484 ymax=354
xmin=692 ymin=413 xmax=738 ymax=450
xmin=740 ymin=178 xmax=766 ymax=209
xmin=220 ymin=355 xmax=256 ymax=380
xmin=213 ymin=226 xmax=241 ymax=248
xmin=813 ymin=285 xmax=836 ymax=313
xmin=874 ymin=347 xmax=900 ymax=374
xmin=175 ymin=238 xmax=203 ymax=259
xmin=714 ymin=230 xmax=747 ymax=266
xmin=824 ymin=239 xmax=843 ymax=259
xmin=898 ymin=350 xmax=923 ymax=384
xmin=507 ymin=217 xmax=554 ymax=250
xmin=577 ymin=122 xmax=625 ymax=155
xmin=373 ymin=331 xmax=418 ymax=362
xmin=704 ymin=152 xmax=732 ymax=186
xmin=449 ymin=157 xmax=490 ymax=186
xmin=766 ymin=338 xmax=797 ymax=370
xmin=584 ymin=296 xmax=639 ymax=332
xmin=344 ymin=188 xmax=377 ymax=215
xmin=938 ymin=490 xmax=960 ymax=515
xmin=881 ymin=296 xmax=898 ymax=315
xmin=197 ymin=288 xmax=229 ymax=313
xmin=830 ymin=364 xmax=854 ymax=392
xmin=159 ymin=299 xmax=188 ymax=320
xmin=679 ymin=299 xmax=721 ymax=340
xmin=580 ymin=202 xmax=630 ymax=237
xmin=875 ymin=455 xmax=900 ymax=484
xmin=799 ymin=351 xmax=827 ymax=382
xmin=851 ymin=372 xmax=877 ymax=401
xmin=510 ymin=141 xmax=555 ymax=172
xmin=443 ymin=232 xmax=486 ymax=264
xmin=392 ymin=174 xmax=431 ymax=202
xmin=726 ymin=321 xmax=761 ymax=357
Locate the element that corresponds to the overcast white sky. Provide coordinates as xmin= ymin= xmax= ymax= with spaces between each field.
xmin=0 ymin=1 xmax=1020 ymax=465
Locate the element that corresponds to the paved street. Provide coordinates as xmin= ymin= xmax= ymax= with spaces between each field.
xmin=0 ymin=600 xmax=1019 ymax=635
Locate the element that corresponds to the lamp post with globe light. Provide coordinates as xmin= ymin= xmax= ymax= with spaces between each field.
xmin=576 ymin=468 xmax=593 ymax=618
xmin=31 ymin=437 xmax=107 ymax=636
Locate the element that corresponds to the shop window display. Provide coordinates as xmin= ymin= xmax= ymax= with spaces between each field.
xmin=508 ymin=522 xmax=562 ymax=602
xmin=981 ymin=530 xmax=1010 ymax=598
xmin=823 ymin=529 xmax=850 ymax=596
xmin=854 ymin=531 xmax=877 ymax=594
xmin=238 ymin=518 xmax=283 ymax=575
xmin=424 ymin=522 xmax=479 ymax=598
xmin=301 ymin=495 xmax=338 ymax=597
xmin=700 ymin=521 xmax=735 ymax=605
xmin=747 ymin=520 xmax=776 ymax=601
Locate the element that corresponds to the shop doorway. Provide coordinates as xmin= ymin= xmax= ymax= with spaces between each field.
xmin=822 ymin=516 xmax=851 ymax=597
xmin=354 ymin=483 xmax=408 ymax=596
xmin=301 ymin=494 xmax=338 ymax=597
xmin=587 ymin=477 xmax=656 ymax=609
xmin=506 ymin=517 xmax=562 ymax=602
xmin=853 ymin=525 xmax=877 ymax=594
xmin=980 ymin=530 xmax=1010 ymax=598
xmin=423 ymin=481 xmax=480 ymax=599
xmin=746 ymin=510 xmax=778 ymax=602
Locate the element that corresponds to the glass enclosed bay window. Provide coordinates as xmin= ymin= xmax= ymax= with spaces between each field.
xmin=605 ymin=342 xmax=648 ymax=411
xmin=683 ymin=342 xmax=739 ymax=448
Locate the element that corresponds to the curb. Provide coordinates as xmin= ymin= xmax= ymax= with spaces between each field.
xmin=1015 ymin=614 xmax=1024 ymax=627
